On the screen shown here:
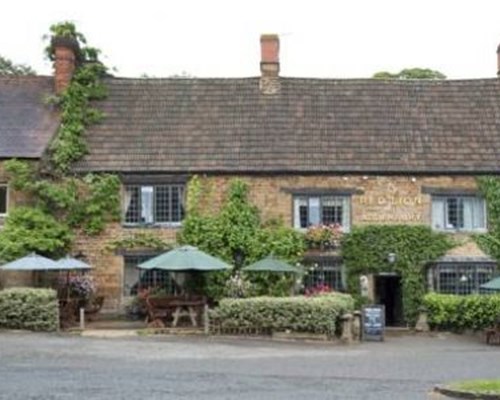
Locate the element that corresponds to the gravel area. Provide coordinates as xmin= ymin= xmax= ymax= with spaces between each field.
xmin=0 ymin=332 xmax=498 ymax=399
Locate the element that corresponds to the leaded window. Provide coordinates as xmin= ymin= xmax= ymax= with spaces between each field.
xmin=432 ymin=263 xmax=495 ymax=295
xmin=293 ymin=196 xmax=350 ymax=230
xmin=431 ymin=196 xmax=486 ymax=232
xmin=123 ymin=255 xmax=175 ymax=296
xmin=0 ymin=185 xmax=7 ymax=215
xmin=123 ymin=184 xmax=185 ymax=225
xmin=303 ymin=258 xmax=345 ymax=292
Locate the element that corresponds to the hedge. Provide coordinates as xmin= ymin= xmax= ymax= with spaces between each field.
xmin=423 ymin=293 xmax=500 ymax=331
xmin=0 ymin=288 xmax=59 ymax=331
xmin=209 ymin=293 xmax=355 ymax=336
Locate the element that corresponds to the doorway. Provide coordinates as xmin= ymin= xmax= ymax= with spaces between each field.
xmin=375 ymin=274 xmax=403 ymax=326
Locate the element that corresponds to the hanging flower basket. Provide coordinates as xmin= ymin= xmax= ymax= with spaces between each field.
xmin=304 ymin=224 xmax=343 ymax=250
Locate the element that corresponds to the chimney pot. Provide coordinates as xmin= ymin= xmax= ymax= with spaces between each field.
xmin=52 ymin=36 xmax=80 ymax=94
xmin=260 ymin=34 xmax=280 ymax=77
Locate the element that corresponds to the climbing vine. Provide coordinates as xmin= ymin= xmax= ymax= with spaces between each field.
xmin=45 ymin=22 xmax=107 ymax=173
xmin=107 ymin=233 xmax=173 ymax=253
xmin=0 ymin=22 xmax=119 ymax=261
xmin=341 ymin=225 xmax=453 ymax=325
xmin=475 ymin=176 xmax=500 ymax=260
xmin=178 ymin=177 xmax=306 ymax=299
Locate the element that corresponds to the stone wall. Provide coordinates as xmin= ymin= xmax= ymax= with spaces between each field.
xmin=72 ymin=225 xmax=177 ymax=311
xmin=197 ymin=174 xmax=479 ymax=227
xmin=74 ymin=174 xmax=482 ymax=311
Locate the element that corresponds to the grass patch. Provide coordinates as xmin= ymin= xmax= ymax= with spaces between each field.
xmin=450 ymin=379 xmax=500 ymax=394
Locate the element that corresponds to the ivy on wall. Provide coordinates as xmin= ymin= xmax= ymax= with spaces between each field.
xmin=0 ymin=207 xmax=72 ymax=261
xmin=475 ymin=176 xmax=500 ymax=260
xmin=107 ymin=233 xmax=173 ymax=253
xmin=44 ymin=22 xmax=107 ymax=174
xmin=341 ymin=225 xmax=453 ymax=325
xmin=178 ymin=176 xmax=306 ymax=299
xmin=0 ymin=22 xmax=119 ymax=262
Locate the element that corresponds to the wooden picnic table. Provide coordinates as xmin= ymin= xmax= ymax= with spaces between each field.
xmin=146 ymin=295 xmax=206 ymax=327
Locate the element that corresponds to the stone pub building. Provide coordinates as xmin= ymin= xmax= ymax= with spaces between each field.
xmin=1 ymin=34 xmax=499 ymax=324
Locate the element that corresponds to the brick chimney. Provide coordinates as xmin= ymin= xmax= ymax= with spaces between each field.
xmin=260 ymin=34 xmax=280 ymax=94
xmin=52 ymin=36 xmax=80 ymax=94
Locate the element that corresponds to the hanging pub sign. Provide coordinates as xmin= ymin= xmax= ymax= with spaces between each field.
xmin=362 ymin=304 xmax=385 ymax=341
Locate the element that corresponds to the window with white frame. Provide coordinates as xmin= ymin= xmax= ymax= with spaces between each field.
xmin=431 ymin=263 xmax=495 ymax=295
xmin=293 ymin=195 xmax=350 ymax=230
xmin=0 ymin=185 xmax=7 ymax=216
xmin=431 ymin=196 xmax=486 ymax=232
xmin=123 ymin=184 xmax=185 ymax=226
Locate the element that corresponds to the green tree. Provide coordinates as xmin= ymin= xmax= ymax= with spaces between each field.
xmin=0 ymin=22 xmax=118 ymax=264
xmin=0 ymin=55 xmax=36 ymax=76
xmin=178 ymin=177 xmax=306 ymax=299
xmin=373 ymin=67 xmax=446 ymax=80
xmin=0 ymin=207 xmax=72 ymax=262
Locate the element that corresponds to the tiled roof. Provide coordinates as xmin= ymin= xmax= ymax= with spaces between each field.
xmin=76 ymin=77 xmax=500 ymax=173
xmin=0 ymin=76 xmax=58 ymax=158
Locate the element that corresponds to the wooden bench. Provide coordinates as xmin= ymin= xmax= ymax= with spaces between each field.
xmin=485 ymin=317 xmax=500 ymax=345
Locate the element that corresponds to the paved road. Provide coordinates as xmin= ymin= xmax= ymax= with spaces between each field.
xmin=0 ymin=332 xmax=498 ymax=400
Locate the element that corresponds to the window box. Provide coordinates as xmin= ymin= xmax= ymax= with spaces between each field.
xmin=304 ymin=224 xmax=343 ymax=250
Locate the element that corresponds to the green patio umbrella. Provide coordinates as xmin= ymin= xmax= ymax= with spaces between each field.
xmin=0 ymin=253 xmax=58 ymax=270
xmin=137 ymin=245 xmax=232 ymax=271
xmin=243 ymin=255 xmax=301 ymax=273
xmin=56 ymin=257 xmax=92 ymax=271
xmin=480 ymin=276 xmax=500 ymax=292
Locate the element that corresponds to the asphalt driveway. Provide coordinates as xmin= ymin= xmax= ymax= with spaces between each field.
xmin=0 ymin=332 xmax=498 ymax=399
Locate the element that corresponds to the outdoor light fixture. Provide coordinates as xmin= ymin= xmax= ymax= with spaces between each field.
xmin=459 ymin=274 xmax=469 ymax=283
xmin=233 ymin=248 xmax=245 ymax=269
xmin=387 ymin=253 xmax=396 ymax=264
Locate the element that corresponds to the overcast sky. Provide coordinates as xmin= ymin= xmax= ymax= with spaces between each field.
xmin=2 ymin=0 xmax=500 ymax=79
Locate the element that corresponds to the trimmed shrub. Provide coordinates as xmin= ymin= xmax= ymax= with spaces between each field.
xmin=423 ymin=293 xmax=500 ymax=331
xmin=0 ymin=288 xmax=58 ymax=331
xmin=209 ymin=293 xmax=354 ymax=336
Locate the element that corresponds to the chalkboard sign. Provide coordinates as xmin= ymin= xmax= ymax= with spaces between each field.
xmin=362 ymin=305 xmax=385 ymax=342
